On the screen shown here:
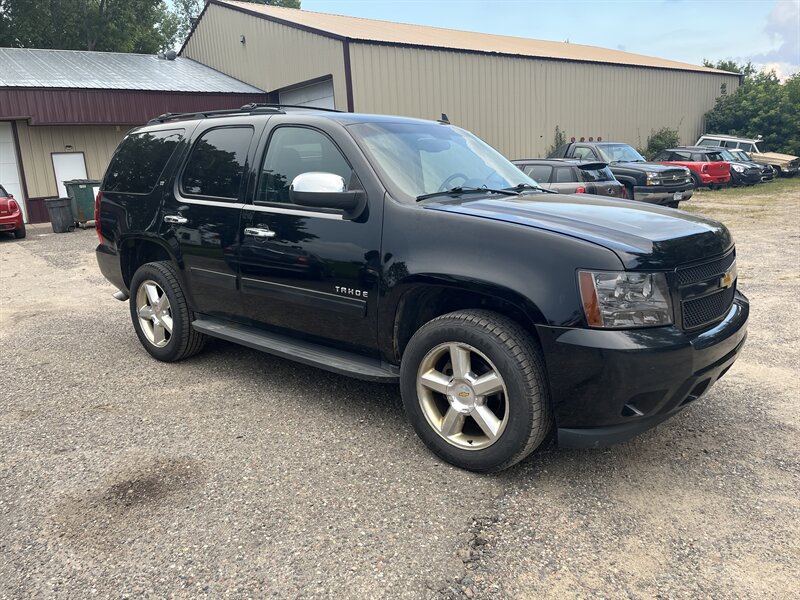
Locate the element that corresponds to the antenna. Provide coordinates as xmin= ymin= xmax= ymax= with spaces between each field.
xmin=438 ymin=113 xmax=450 ymax=124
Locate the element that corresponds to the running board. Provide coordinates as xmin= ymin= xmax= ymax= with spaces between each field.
xmin=192 ymin=316 xmax=399 ymax=383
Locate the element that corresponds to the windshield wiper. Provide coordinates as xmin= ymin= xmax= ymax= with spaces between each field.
xmin=416 ymin=186 xmax=520 ymax=202
xmin=504 ymin=183 xmax=557 ymax=194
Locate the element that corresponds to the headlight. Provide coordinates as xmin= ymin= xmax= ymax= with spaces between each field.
xmin=732 ymin=164 xmax=744 ymax=173
xmin=578 ymin=271 xmax=672 ymax=328
xmin=646 ymin=172 xmax=660 ymax=185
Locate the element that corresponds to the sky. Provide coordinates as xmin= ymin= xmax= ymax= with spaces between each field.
xmin=301 ymin=0 xmax=800 ymax=79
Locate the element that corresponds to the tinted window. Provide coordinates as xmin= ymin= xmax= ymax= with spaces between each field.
xmin=706 ymin=152 xmax=724 ymax=161
xmin=653 ymin=151 xmax=670 ymax=161
xmin=182 ymin=127 xmax=253 ymax=199
xmin=554 ymin=167 xmax=576 ymax=183
xmin=580 ymin=166 xmax=614 ymax=182
xmin=722 ymin=140 xmax=738 ymax=148
xmin=738 ymin=142 xmax=754 ymax=152
xmin=522 ymin=165 xmax=553 ymax=182
xmin=673 ymin=151 xmax=692 ymax=160
xmin=0 ymin=184 xmax=8 ymax=197
xmin=258 ymin=127 xmax=351 ymax=204
xmin=104 ymin=129 xmax=183 ymax=194
xmin=573 ymin=146 xmax=596 ymax=160
xmin=698 ymin=139 xmax=719 ymax=147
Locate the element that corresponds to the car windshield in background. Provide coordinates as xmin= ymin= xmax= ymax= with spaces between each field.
xmin=718 ymin=149 xmax=738 ymax=162
xmin=349 ymin=122 xmax=537 ymax=200
xmin=580 ymin=166 xmax=615 ymax=182
xmin=596 ymin=144 xmax=646 ymax=163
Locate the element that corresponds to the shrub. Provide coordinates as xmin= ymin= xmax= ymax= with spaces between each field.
xmin=644 ymin=127 xmax=680 ymax=160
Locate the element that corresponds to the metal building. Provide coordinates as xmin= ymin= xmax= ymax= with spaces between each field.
xmin=181 ymin=0 xmax=740 ymax=160
xmin=0 ymin=48 xmax=265 ymax=222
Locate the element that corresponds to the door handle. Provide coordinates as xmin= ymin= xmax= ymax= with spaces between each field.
xmin=244 ymin=227 xmax=276 ymax=239
xmin=164 ymin=215 xmax=188 ymax=225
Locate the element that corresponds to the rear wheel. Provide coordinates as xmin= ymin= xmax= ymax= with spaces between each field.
xmin=400 ymin=310 xmax=551 ymax=472
xmin=129 ymin=261 xmax=206 ymax=362
xmin=13 ymin=224 xmax=26 ymax=239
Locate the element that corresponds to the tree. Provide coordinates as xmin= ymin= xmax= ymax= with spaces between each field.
xmin=644 ymin=127 xmax=680 ymax=160
xmin=173 ymin=0 xmax=301 ymax=42
xmin=0 ymin=0 xmax=179 ymax=53
xmin=702 ymin=60 xmax=800 ymax=156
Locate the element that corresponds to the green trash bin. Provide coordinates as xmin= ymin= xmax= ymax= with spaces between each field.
xmin=64 ymin=179 xmax=101 ymax=228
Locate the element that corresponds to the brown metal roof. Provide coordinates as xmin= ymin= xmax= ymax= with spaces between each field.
xmin=213 ymin=0 xmax=734 ymax=76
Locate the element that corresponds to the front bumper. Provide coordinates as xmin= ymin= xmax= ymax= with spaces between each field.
xmin=731 ymin=170 xmax=762 ymax=185
xmin=633 ymin=184 xmax=694 ymax=205
xmin=536 ymin=291 xmax=749 ymax=449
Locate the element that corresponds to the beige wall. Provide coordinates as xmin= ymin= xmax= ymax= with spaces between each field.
xmin=15 ymin=121 xmax=128 ymax=198
xmin=349 ymin=44 xmax=740 ymax=159
xmin=182 ymin=3 xmax=348 ymax=110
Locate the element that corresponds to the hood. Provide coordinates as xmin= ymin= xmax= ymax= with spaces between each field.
xmin=608 ymin=161 xmax=685 ymax=173
xmin=758 ymin=151 xmax=799 ymax=163
xmin=427 ymin=193 xmax=733 ymax=270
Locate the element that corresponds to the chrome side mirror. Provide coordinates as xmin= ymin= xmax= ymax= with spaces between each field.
xmin=289 ymin=172 xmax=364 ymax=217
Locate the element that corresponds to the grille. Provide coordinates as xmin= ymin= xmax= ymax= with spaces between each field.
xmin=659 ymin=171 xmax=690 ymax=186
xmin=677 ymin=252 xmax=735 ymax=286
xmin=683 ymin=286 xmax=736 ymax=329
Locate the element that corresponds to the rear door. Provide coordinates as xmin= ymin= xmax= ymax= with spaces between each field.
xmin=549 ymin=166 xmax=580 ymax=193
xmin=237 ymin=120 xmax=383 ymax=352
xmin=165 ymin=123 xmax=261 ymax=319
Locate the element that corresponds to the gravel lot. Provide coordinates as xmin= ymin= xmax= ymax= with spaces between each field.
xmin=1 ymin=181 xmax=798 ymax=599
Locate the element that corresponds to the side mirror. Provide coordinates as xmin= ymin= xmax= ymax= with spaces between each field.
xmin=289 ymin=172 xmax=363 ymax=216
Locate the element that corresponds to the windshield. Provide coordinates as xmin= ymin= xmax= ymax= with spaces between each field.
xmin=595 ymin=144 xmax=646 ymax=163
xmin=348 ymin=122 xmax=536 ymax=199
xmin=718 ymin=149 xmax=738 ymax=161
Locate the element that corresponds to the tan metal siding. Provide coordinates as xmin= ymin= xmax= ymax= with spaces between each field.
xmin=182 ymin=3 xmax=347 ymax=109
xmin=350 ymin=44 xmax=739 ymax=159
xmin=15 ymin=122 xmax=127 ymax=198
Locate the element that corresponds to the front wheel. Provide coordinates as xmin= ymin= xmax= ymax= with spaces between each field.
xmin=129 ymin=261 xmax=206 ymax=362
xmin=400 ymin=310 xmax=551 ymax=472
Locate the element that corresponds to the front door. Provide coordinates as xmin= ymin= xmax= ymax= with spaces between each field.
xmin=238 ymin=123 xmax=381 ymax=352
xmin=166 ymin=124 xmax=258 ymax=319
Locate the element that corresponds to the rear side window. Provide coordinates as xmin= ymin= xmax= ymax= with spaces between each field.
xmin=0 ymin=184 xmax=8 ymax=197
xmin=698 ymin=139 xmax=719 ymax=147
xmin=738 ymin=142 xmax=755 ymax=152
xmin=653 ymin=151 xmax=670 ymax=161
xmin=104 ymin=129 xmax=184 ymax=194
xmin=573 ymin=147 xmax=596 ymax=160
xmin=580 ymin=167 xmax=614 ymax=182
xmin=554 ymin=167 xmax=576 ymax=183
xmin=673 ymin=151 xmax=691 ymax=160
xmin=522 ymin=165 xmax=553 ymax=182
xmin=182 ymin=127 xmax=253 ymax=200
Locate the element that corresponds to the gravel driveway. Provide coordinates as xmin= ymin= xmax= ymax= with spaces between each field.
xmin=1 ymin=182 xmax=798 ymax=599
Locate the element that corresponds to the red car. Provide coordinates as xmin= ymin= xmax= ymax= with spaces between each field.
xmin=0 ymin=184 xmax=26 ymax=238
xmin=652 ymin=147 xmax=731 ymax=188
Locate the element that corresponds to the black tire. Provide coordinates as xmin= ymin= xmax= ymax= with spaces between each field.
xmin=13 ymin=224 xmax=26 ymax=239
xmin=400 ymin=309 xmax=551 ymax=473
xmin=665 ymin=201 xmax=680 ymax=209
xmin=129 ymin=261 xmax=206 ymax=362
xmin=690 ymin=173 xmax=701 ymax=189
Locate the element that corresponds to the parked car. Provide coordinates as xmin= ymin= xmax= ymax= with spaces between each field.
xmin=696 ymin=134 xmax=799 ymax=177
xmin=707 ymin=147 xmax=767 ymax=185
xmin=651 ymin=147 xmax=732 ymax=189
xmin=548 ymin=141 xmax=693 ymax=207
xmin=726 ymin=148 xmax=776 ymax=181
xmin=0 ymin=184 xmax=25 ymax=239
xmin=511 ymin=159 xmax=625 ymax=198
xmin=96 ymin=106 xmax=748 ymax=473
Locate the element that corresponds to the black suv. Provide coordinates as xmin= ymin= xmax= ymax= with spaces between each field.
xmin=549 ymin=141 xmax=694 ymax=207
xmin=96 ymin=106 xmax=748 ymax=472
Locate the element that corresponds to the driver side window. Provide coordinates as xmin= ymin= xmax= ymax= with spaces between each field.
xmin=257 ymin=127 xmax=352 ymax=204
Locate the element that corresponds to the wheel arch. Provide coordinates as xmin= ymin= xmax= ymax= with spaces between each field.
xmin=119 ymin=235 xmax=184 ymax=292
xmin=384 ymin=276 xmax=547 ymax=363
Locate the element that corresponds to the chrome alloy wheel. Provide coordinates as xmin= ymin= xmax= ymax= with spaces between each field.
xmin=135 ymin=280 xmax=173 ymax=348
xmin=416 ymin=342 xmax=509 ymax=450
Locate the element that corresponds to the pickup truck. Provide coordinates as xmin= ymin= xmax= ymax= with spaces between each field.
xmin=549 ymin=141 xmax=694 ymax=207
xmin=96 ymin=106 xmax=748 ymax=472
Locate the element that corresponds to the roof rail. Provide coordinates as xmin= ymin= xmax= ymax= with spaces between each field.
xmin=147 ymin=102 xmax=341 ymax=125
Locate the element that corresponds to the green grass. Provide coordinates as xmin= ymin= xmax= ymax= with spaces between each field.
xmin=692 ymin=175 xmax=800 ymax=200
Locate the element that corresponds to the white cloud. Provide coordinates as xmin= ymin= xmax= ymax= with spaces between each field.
xmin=749 ymin=0 xmax=800 ymax=80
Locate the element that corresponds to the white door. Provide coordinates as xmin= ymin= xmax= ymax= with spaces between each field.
xmin=0 ymin=121 xmax=27 ymax=222
xmin=52 ymin=152 xmax=88 ymax=198
xmin=279 ymin=79 xmax=335 ymax=110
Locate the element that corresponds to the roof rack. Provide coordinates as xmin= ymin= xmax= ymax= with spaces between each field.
xmin=147 ymin=102 xmax=341 ymax=124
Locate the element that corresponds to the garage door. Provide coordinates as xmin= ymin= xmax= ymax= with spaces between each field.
xmin=0 ymin=122 xmax=27 ymax=222
xmin=279 ymin=79 xmax=335 ymax=110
